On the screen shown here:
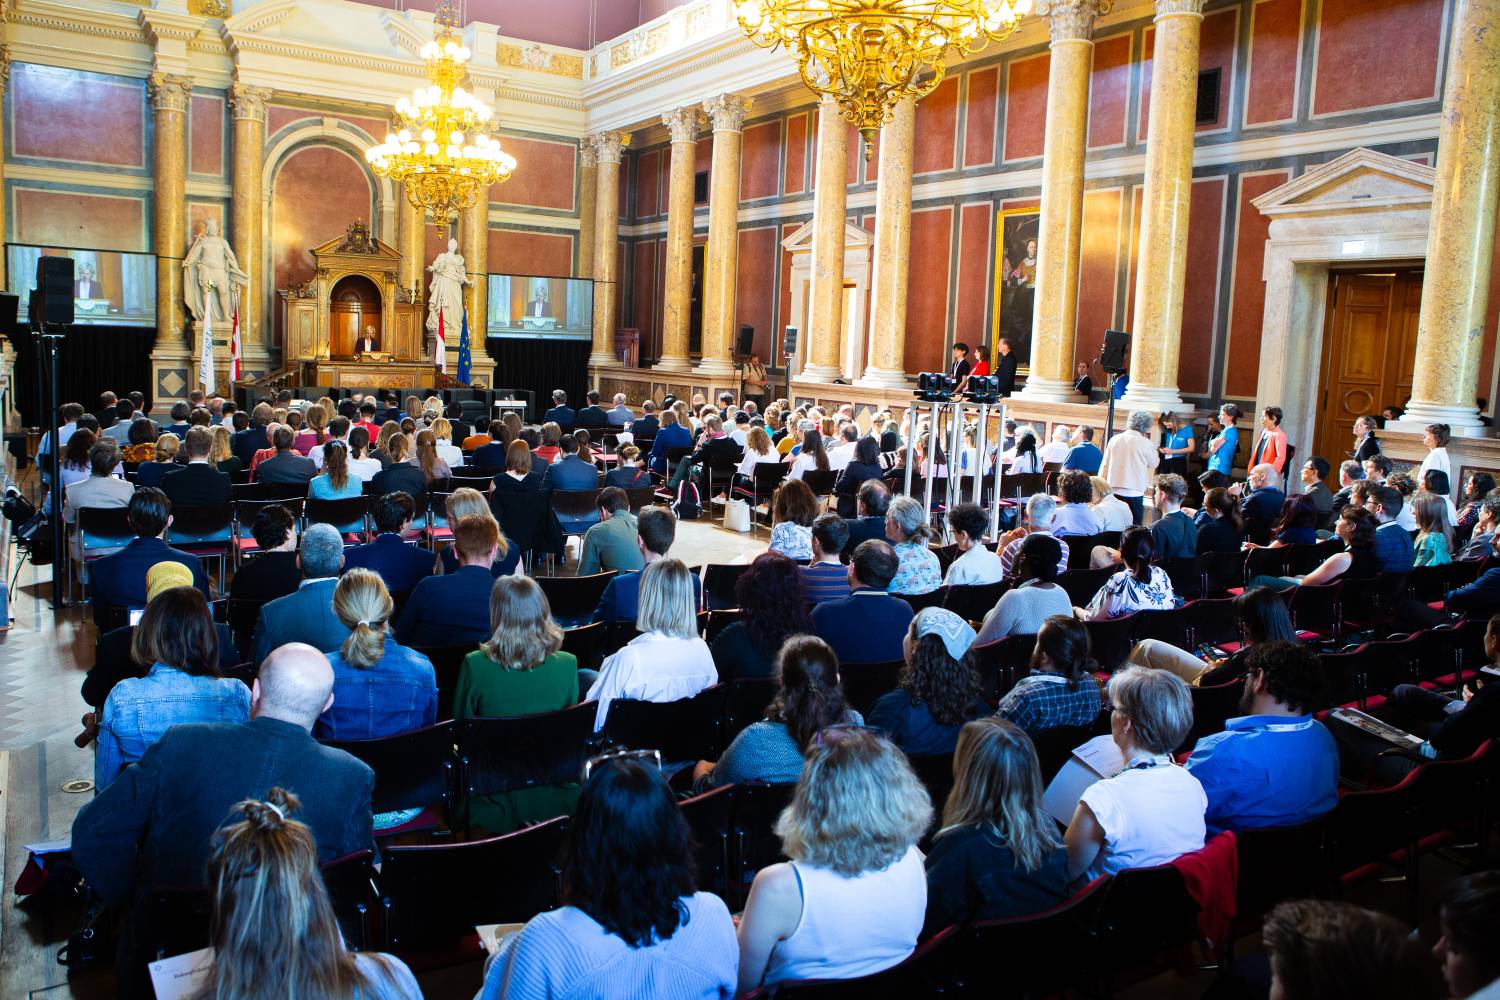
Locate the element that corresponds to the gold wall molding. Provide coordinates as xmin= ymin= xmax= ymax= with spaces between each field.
xmin=496 ymin=40 xmax=583 ymax=79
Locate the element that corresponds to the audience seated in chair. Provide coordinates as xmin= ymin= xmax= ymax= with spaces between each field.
xmin=870 ymin=608 xmax=987 ymax=755
xmin=251 ymin=522 xmax=349 ymax=665
xmin=833 ymin=436 xmax=885 ymax=519
xmin=885 ymin=495 xmax=943 ymax=595
xmin=71 ymin=643 xmax=375 ymax=984
xmin=843 ymin=480 xmax=892 ymax=555
xmin=997 ymin=494 xmax=1071 ymax=579
xmin=199 ymin=787 xmax=420 ymax=998
xmin=542 ymin=389 xmax=577 ymax=432
xmin=1062 ymin=666 xmax=1206 ymax=882
xmin=256 ymin=426 xmax=316 ymax=487
xmin=1370 ymin=484 xmax=1416 ymax=574
xmin=587 ymin=558 xmax=716 ymax=730
xmin=229 ymin=504 xmax=302 ymax=604
xmin=94 ymin=569 xmax=250 ymax=791
xmin=133 ymin=433 xmax=181 ymax=489
xmin=1262 ymin=899 xmax=1439 ymax=1000
xmin=1051 ymin=469 xmax=1104 ymax=537
xmin=1149 ymin=474 xmax=1198 ymax=561
xmin=943 ymin=502 xmax=1004 ymax=587
xmin=476 ymin=756 xmax=736 ymax=999
xmin=89 ymin=488 xmax=211 ymax=622
xmin=976 ymin=535 xmax=1072 ymax=644
xmin=768 ymin=479 xmax=819 ymax=562
xmin=998 ymin=614 xmax=1102 ymax=732
xmin=810 ymin=539 xmax=915 ymax=665
xmin=802 ymin=514 xmax=853 ymax=604
xmin=592 ymin=507 xmax=698 ymax=623
xmin=439 ymin=488 xmax=522 ymax=578
xmin=604 ymin=444 xmax=652 ymax=489
xmin=1374 ymin=612 xmax=1500 ymax=763
xmin=313 ymin=568 xmax=436 ymax=744
xmin=159 ymin=426 xmax=230 ymax=507
xmin=577 ymin=487 xmax=643 ymax=576
xmin=1184 ymin=640 xmax=1337 ymax=835
xmin=370 ymin=434 xmax=425 ymax=501
xmin=923 ymin=717 xmax=1070 ymax=936
xmin=710 ymin=552 xmax=813 ymax=682
xmin=1248 ymin=506 xmax=1381 ymax=592
xmin=1081 ymin=527 xmax=1176 ymax=621
xmin=342 ymin=491 xmax=434 ymax=595
xmin=735 ymin=726 xmax=930 ymax=992
xmin=307 ymin=438 xmax=362 ymax=500
xmin=396 ymin=515 xmax=505 ymax=648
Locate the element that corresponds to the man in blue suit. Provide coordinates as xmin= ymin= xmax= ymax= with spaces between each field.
xmin=810 ymin=540 xmax=914 ymax=665
xmin=543 ymin=389 xmax=576 ymax=431
xmin=471 ymin=420 xmax=510 ymax=468
xmin=544 ymin=434 xmax=603 ymax=535
xmin=593 ymin=508 xmax=701 ymax=622
xmin=395 ymin=516 xmax=500 ymax=647
xmin=251 ymin=523 xmax=350 ymax=665
xmin=342 ymin=492 xmax=434 ymax=596
xmin=575 ymin=390 xmax=610 ymax=429
xmin=90 ymin=488 xmax=210 ymax=625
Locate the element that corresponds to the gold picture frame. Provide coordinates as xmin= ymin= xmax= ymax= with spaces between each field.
xmin=991 ymin=207 xmax=1040 ymax=375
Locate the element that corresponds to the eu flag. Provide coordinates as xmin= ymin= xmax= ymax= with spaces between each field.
xmin=457 ymin=308 xmax=472 ymax=384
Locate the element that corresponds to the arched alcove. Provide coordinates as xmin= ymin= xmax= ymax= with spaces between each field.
xmin=329 ymin=273 xmax=382 ymax=357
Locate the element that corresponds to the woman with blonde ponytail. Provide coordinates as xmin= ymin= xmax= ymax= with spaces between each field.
xmin=314 ymin=568 xmax=436 ymax=742
xmin=201 ymin=786 xmax=420 ymax=999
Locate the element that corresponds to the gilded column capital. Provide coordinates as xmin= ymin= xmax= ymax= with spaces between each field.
xmin=703 ymin=94 xmax=751 ymax=133
xmin=661 ymin=106 xmax=702 ymax=145
xmin=579 ymin=135 xmax=598 ymax=168
xmin=1037 ymin=0 xmax=1111 ymax=42
xmin=228 ymin=83 xmax=273 ymax=123
xmin=0 ymin=46 xmax=11 ymax=91
xmin=592 ymin=131 xmax=630 ymax=166
xmin=148 ymin=72 xmax=193 ymax=114
xmin=1153 ymin=0 xmax=1205 ymax=19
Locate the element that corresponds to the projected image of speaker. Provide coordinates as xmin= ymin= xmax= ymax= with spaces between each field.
xmin=1101 ymin=329 xmax=1130 ymax=375
xmin=737 ymin=324 xmax=754 ymax=357
xmin=35 ymin=256 xmax=75 ymax=326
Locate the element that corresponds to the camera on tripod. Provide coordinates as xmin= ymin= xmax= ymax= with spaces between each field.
xmin=915 ymin=372 xmax=958 ymax=401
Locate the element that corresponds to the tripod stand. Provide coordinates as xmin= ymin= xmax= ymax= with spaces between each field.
xmin=29 ymin=319 xmax=66 ymax=609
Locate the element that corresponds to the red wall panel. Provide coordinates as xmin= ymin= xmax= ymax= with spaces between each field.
xmin=1074 ymin=188 xmax=1123 ymax=369
xmin=1004 ymin=53 xmax=1049 ymax=162
xmin=904 ymin=206 xmax=953 ymax=374
xmin=1179 ymin=178 xmax=1227 ymax=395
xmin=12 ymin=64 xmax=144 ymax=168
xmin=914 ymin=76 xmax=959 ymax=175
xmin=189 ymin=94 xmax=224 ymax=177
xmin=1088 ymin=33 xmax=1132 ymax=149
xmin=632 ymin=239 xmax=657 ymax=337
xmin=740 ymin=120 xmax=781 ymax=201
xmin=488 ymin=229 xmax=574 ymax=277
xmin=736 ymin=226 xmax=778 ymax=361
xmin=1226 ymin=171 xmax=1290 ymax=397
xmin=964 ymin=67 xmax=1000 ymax=167
xmin=955 ymin=204 xmax=992 ymax=344
xmin=784 ymin=112 xmax=809 ymax=195
xmin=846 ymin=124 xmax=863 ymax=186
xmin=1245 ymin=0 xmax=1301 ymax=125
xmin=271 ymin=145 xmax=374 ymax=344
xmin=1141 ymin=8 xmax=1238 ymax=139
xmin=1313 ymin=0 xmax=1443 ymax=115
xmin=14 ymin=189 xmax=146 ymax=252
xmin=636 ymin=148 xmax=661 ymax=219
xmin=492 ymin=137 xmax=577 ymax=212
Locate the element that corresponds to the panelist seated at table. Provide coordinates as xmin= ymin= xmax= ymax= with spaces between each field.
xmin=354 ymin=325 xmax=379 ymax=356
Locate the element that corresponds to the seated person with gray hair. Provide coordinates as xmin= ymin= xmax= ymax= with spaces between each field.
xmin=251 ymin=522 xmax=349 ymax=665
xmin=997 ymin=493 xmax=1071 ymax=578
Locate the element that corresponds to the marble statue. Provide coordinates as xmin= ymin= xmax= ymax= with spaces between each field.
xmin=182 ymin=218 xmax=249 ymax=324
xmin=426 ymin=238 xmax=471 ymax=336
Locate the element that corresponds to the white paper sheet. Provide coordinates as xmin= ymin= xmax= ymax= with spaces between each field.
xmin=148 ymin=947 xmax=212 ymax=1000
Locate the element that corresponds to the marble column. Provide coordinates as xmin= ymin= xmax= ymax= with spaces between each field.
xmin=396 ymin=190 xmax=424 ymax=294
xmin=858 ymin=97 xmax=917 ymax=389
xmin=588 ymin=131 xmax=629 ymax=367
xmin=696 ymin=93 xmax=749 ymax=378
xmin=577 ymin=137 xmax=598 ymax=279
xmin=1399 ymin=0 xmax=1500 ymax=433
xmin=1020 ymin=0 xmax=1108 ymax=401
xmin=228 ymin=82 xmax=271 ymax=352
xmin=460 ymin=195 xmax=489 ymax=341
xmin=1120 ymin=0 xmax=1204 ymax=412
xmin=656 ymin=107 xmax=700 ymax=372
xmin=150 ymin=72 xmax=193 ymax=349
xmin=803 ymin=98 xmax=849 ymax=382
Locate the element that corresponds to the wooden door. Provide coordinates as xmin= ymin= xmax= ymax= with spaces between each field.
xmin=1314 ymin=270 xmax=1423 ymax=465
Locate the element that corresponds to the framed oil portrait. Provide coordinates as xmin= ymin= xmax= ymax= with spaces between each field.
xmin=991 ymin=208 xmax=1039 ymax=373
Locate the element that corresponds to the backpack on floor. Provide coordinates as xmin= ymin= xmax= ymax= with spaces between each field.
xmin=672 ymin=479 xmax=701 ymax=520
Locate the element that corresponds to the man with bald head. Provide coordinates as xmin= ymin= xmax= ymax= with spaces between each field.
xmin=1234 ymin=462 xmax=1287 ymax=545
xmin=72 ymin=643 xmax=374 ymax=914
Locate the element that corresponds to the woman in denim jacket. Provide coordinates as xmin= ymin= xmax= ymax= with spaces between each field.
xmin=95 ymin=576 xmax=250 ymax=790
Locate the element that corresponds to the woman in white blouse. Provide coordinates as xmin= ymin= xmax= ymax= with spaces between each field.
xmin=1082 ymin=527 xmax=1175 ymax=621
xmin=586 ymin=558 xmax=714 ymax=731
xmin=737 ymin=426 xmax=781 ymax=481
xmin=1088 ymin=476 xmax=1136 ymax=534
xmin=1038 ymin=425 xmax=1072 ymax=466
xmin=1063 ymin=666 xmax=1206 ymax=882
xmin=787 ymin=427 xmax=832 ymax=482
xmin=430 ymin=416 xmax=465 ymax=468
xmin=1008 ymin=431 xmax=1044 ymax=475
xmin=1418 ymin=422 xmax=1452 ymax=499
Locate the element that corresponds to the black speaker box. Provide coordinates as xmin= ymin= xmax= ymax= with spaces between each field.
xmin=1101 ymin=329 xmax=1130 ymax=374
xmin=36 ymin=256 xmax=75 ymax=326
xmin=737 ymin=324 xmax=754 ymax=356
xmin=782 ymin=325 xmax=798 ymax=361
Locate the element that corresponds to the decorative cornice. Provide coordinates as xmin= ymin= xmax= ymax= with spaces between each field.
xmin=591 ymin=131 xmax=630 ymax=165
xmin=138 ymin=8 xmax=201 ymax=45
xmin=496 ymin=41 xmax=585 ymax=79
xmin=148 ymin=72 xmax=193 ymax=114
xmin=222 ymin=0 xmax=298 ymax=36
xmin=379 ymin=11 xmax=427 ymax=58
xmin=703 ymin=93 xmax=750 ymax=133
xmin=228 ymin=82 xmax=273 ymax=123
xmin=1154 ymin=0 xmax=1206 ymax=18
xmin=1037 ymin=0 xmax=1112 ymax=42
xmin=661 ymin=105 xmax=701 ymax=144
xmin=17 ymin=6 xmax=143 ymax=43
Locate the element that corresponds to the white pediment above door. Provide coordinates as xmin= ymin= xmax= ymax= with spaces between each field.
xmin=1251 ymin=147 xmax=1435 ymax=219
xmin=781 ymin=220 xmax=872 ymax=253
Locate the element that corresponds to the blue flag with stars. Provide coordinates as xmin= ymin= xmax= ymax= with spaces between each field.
xmin=457 ymin=307 xmax=472 ymax=384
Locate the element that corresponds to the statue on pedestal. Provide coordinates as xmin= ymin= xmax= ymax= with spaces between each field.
xmin=425 ymin=238 xmax=470 ymax=337
xmin=182 ymin=218 xmax=249 ymax=324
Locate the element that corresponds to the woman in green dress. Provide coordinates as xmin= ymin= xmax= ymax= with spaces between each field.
xmin=454 ymin=575 xmax=581 ymax=834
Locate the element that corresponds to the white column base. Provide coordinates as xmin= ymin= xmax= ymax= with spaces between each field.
xmin=692 ymin=357 xmax=737 ymax=377
xmin=1119 ymin=383 xmax=1188 ymax=412
xmin=587 ymin=351 xmax=618 ymax=368
xmin=653 ymin=356 xmax=693 ymax=372
xmin=1016 ymin=375 xmax=1081 ymax=403
xmin=799 ymin=362 xmax=843 ymax=383
xmin=855 ymin=366 xmax=911 ymax=390
xmin=1388 ymin=404 xmax=1492 ymax=436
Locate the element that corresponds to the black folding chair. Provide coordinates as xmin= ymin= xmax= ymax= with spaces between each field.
xmin=324 ymin=720 xmax=456 ymax=828
xmin=536 ymin=571 xmax=616 ymax=627
xmin=604 ymin=684 xmax=729 ymax=762
xmin=840 ymin=660 xmax=905 ymax=716
xmin=305 ymin=496 xmax=371 ymax=543
xmin=702 ymin=563 xmax=752 ymax=611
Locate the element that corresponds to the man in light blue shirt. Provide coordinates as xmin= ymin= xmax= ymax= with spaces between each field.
xmin=1186 ymin=640 xmax=1338 ymax=835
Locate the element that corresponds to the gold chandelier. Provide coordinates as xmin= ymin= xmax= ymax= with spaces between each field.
xmin=735 ymin=0 xmax=1032 ymax=157
xmin=366 ymin=1 xmax=517 ymax=223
